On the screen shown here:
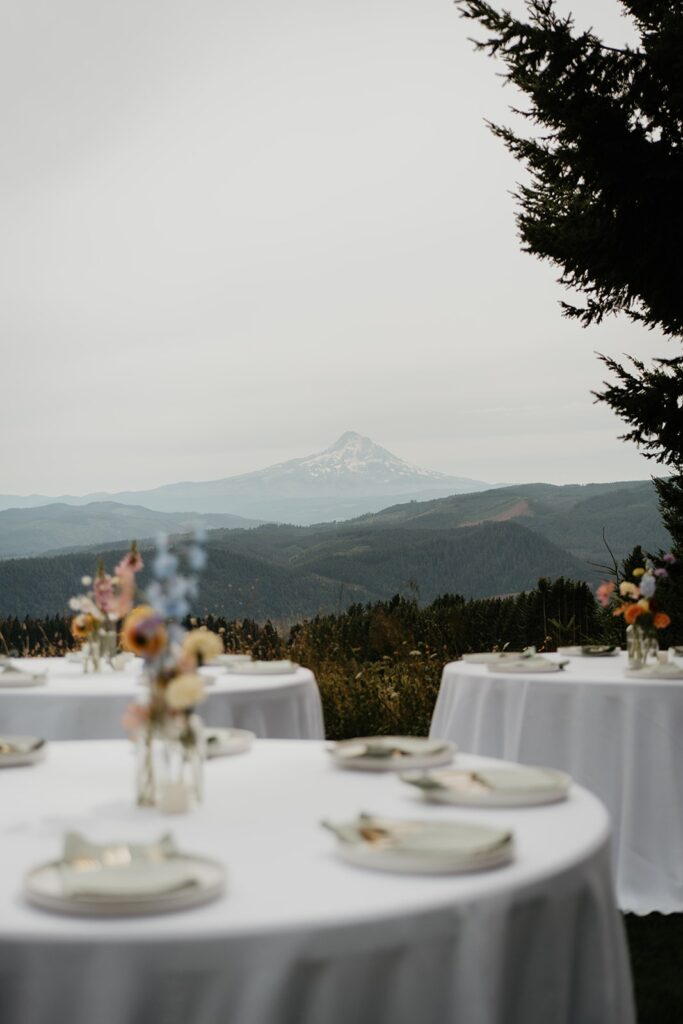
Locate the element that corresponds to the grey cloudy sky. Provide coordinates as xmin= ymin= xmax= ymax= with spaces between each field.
xmin=1 ymin=0 xmax=661 ymax=495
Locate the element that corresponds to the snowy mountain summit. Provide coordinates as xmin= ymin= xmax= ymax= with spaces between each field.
xmin=0 ymin=432 xmax=491 ymax=525
xmin=277 ymin=431 xmax=457 ymax=486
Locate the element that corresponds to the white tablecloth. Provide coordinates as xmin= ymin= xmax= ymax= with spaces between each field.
xmin=430 ymin=652 xmax=683 ymax=914
xmin=0 ymin=740 xmax=633 ymax=1024
xmin=0 ymin=658 xmax=325 ymax=741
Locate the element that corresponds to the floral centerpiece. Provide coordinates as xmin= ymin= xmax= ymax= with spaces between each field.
xmin=121 ymin=531 xmax=222 ymax=812
xmin=597 ymin=552 xmax=675 ymax=668
xmin=69 ymin=542 xmax=143 ymax=671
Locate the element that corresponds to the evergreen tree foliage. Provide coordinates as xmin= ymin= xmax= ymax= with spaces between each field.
xmin=457 ymin=0 xmax=683 ymax=529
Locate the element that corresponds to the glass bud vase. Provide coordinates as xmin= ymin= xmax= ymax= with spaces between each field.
xmin=83 ymin=636 xmax=101 ymax=673
xmin=626 ymin=623 xmax=658 ymax=670
xmin=135 ymin=713 xmax=205 ymax=812
xmin=100 ymin=623 xmax=119 ymax=666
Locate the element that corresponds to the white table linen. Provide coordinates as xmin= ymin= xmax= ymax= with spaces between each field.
xmin=430 ymin=651 xmax=683 ymax=914
xmin=0 ymin=658 xmax=324 ymax=741
xmin=0 ymin=740 xmax=633 ymax=1024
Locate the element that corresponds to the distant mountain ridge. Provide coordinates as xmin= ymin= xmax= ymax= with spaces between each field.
xmin=0 ymin=478 xmax=669 ymax=620
xmin=0 ymin=502 xmax=262 ymax=559
xmin=0 ymin=432 xmax=491 ymax=525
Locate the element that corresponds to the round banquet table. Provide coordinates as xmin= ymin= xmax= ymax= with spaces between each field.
xmin=430 ymin=651 xmax=683 ymax=914
xmin=0 ymin=658 xmax=325 ymax=741
xmin=0 ymin=740 xmax=633 ymax=1024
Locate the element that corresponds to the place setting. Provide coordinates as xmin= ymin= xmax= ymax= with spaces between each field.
xmin=327 ymin=735 xmax=456 ymax=771
xmin=400 ymin=763 xmax=572 ymax=807
xmin=23 ymin=831 xmax=226 ymax=917
xmin=321 ymin=812 xmax=515 ymax=874
xmin=0 ymin=735 xmax=46 ymax=768
xmin=0 ymin=659 xmax=47 ymax=687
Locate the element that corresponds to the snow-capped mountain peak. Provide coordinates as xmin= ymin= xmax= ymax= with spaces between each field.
xmin=294 ymin=431 xmax=448 ymax=482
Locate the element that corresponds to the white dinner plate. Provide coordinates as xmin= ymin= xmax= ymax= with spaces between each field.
xmin=0 ymin=736 xmax=46 ymax=768
xmin=24 ymin=854 xmax=226 ymax=917
xmin=557 ymin=645 xmax=618 ymax=657
xmin=329 ymin=736 xmax=456 ymax=772
xmin=401 ymin=765 xmax=571 ymax=807
xmin=323 ymin=814 xmax=514 ymax=874
xmin=0 ymin=670 xmax=46 ymax=688
xmin=205 ymin=727 xmax=255 ymax=757
xmin=461 ymin=652 xmax=523 ymax=664
xmin=624 ymin=664 xmax=683 ymax=680
xmin=488 ymin=657 xmax=566 ymax=674
xmin=224 ymin=660 xmax=297 ymax=675
xmin=207 ymin=654 xmax=253 ymax=668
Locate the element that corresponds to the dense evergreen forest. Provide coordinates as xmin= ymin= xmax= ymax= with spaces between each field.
xmin=1 ymin=577 xmax=613 ymax=738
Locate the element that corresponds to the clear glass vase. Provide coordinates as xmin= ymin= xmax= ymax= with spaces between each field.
xmin=82 ymin=636 xmax=101 ymax=673
xmin=135 ymin=712 xmax=205 ymax=812
xmin=626 ymin=623 xmax=659 ymax=670
xmin=100 ymin=623 xmax=119 ymax=666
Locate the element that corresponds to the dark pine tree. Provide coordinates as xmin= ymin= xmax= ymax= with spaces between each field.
xmin=457 ymin=0 xmax=683 ymax=540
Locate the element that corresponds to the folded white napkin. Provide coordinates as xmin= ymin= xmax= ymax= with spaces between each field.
xmin=60 ymin=831 xmax=199 ymax=899
xmin=324 ymin=815 xmax=511 ymax=856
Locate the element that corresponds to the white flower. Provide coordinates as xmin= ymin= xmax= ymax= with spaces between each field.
xmin=81 ymin=576 xmax=92 ymax=586
xmin=165 ymin=674 xmax=206 ymax=711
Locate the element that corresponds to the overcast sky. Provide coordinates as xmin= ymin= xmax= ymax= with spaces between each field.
xmin=1 ymin=0 xmax=663 ymax=495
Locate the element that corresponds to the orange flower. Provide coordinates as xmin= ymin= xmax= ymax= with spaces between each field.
xmin=654 ymin=612 xmax=671 ymax=630
xmin=623 ymin=603 xmax=644 ymax=625
xmin=120 ymin=605 xmax=167 ymax=658
xmin=71 ymin=613 xmax=96 ymax=639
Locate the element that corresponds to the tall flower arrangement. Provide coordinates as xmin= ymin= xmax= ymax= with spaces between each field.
xmin=121 ymin=531 xmax=222 ymax=810
xmin=597 ymin=552 xmax=676 ymax=667
xmin=69 ymin=542 xmax=143 ymax=669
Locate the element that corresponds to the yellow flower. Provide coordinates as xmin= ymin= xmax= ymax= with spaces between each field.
xmin=619 ymin=581 xmax=640 ymax=598
xmin=637 ymin=598 xmax=650 ymax=613
xmin=165 ymin=673 xmax=206 ymax=711
xmin=182 ymin=628 xmax=223 ymax=666
xmin=632 ymin=568 xmax=645 ymax=577
xmin=71 ymin=613 xmax=96 ymax=640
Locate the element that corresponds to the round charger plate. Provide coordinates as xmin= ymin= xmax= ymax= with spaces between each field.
xmin=462 ymin=652 xmax=522 ymax=664
xmin=0 ymin=672 xmax=46 ymax=688
xmin=488 ymin=658 xmax=563 ymax=674
xmin=0 ymin=736 xmax=46 ymax=768
xmin=329 ymin=736 xmax=456 ymax=772
xmin=624 ymin=665 xmax=683 ymax=680
xmin=207 ymin=654 xmax=253 ymax=667
xmin=328 ymin=818 xmax=514 ymax=874
xmin=401 ymin=766 xmax=571 ymax=807
xmin=205 ymin=727 xmax=255 ymax=757
xmin=224 ymin=660 xmax=297 ymax=675
xmin=557 ymin=645 xmax=618 ymax=657
xmin=24 ymin=854 xmax=226 ymax=917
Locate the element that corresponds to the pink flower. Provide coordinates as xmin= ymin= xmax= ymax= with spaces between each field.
xmin=121 ymin=702 xmax=150 ymax=736
xmin=663 ymin=552 xmax=677 ymax=564
xmin=596 ymin=581 xmax=616 ymax=607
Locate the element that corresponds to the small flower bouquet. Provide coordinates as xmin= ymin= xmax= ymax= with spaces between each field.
xmin=597 ymin=552 xmax=675 ymax=668
xmin=121 ymin=532 xmax=222 ymax=812
xmin=69 ymin=542 xmax=143 ymax=671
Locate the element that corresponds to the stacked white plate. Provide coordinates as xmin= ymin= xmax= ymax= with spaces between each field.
xmin=323 ymin=814 xmax=514 ymax=873
xmin=488 ymin=656 xmax=567 ymax=674
xmin=329 ymin=736 xmax=456 ymax=772
xmin=401 ymin=765 xmax=571 ymax=807
xmin=557 ymin=645 xmax=618 ymax=657
xmin=205 ymin=727 xmax=255 ymax=757
xmin=624 ymin=663 xmax=683 ymax=680
xmin=24 ymin=832 xmax=226 ymax=916
xmin=224 ymin=660 xmax=297 ymax=675
xmin=0 ymin=735 xmax=46 ymax=768
xmin=207 ymin=654 xmax=253 ymax=668
xmin=0 ymin=665 xmax=46 ymax=687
